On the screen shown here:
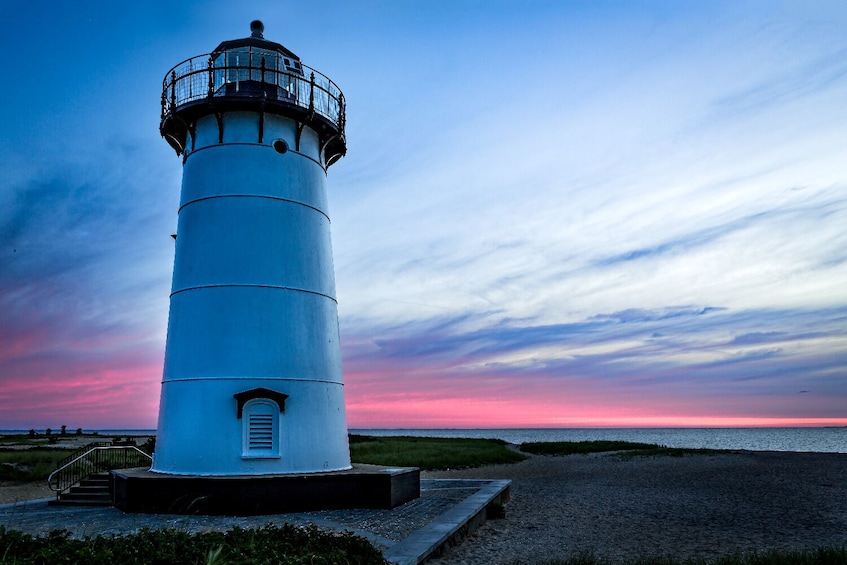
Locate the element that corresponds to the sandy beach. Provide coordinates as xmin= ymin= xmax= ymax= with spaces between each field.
xmin=425 ymin=450 xmax=847 ymax=564
xmin=2 ymin=449 xmax=846 ymax=564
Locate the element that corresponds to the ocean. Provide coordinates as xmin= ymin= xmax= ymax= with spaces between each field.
xmin=349 ymin=427 xmax=847 ymax=453
xmin=4 ymin=427 xmax=845 ymax=453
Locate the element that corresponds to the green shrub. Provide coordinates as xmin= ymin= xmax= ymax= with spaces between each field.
xmin=350 ymin=435 xmax=525 ymax=470
xmin=519 ymin=440 xmax=662 ymax=456
xmin=518 ymin=440 xmax=723 ymax=458
xmin=618 ymin=446 xmax=721 ymax=459
xmin=0 ymin=525 xmax=389 ymax=565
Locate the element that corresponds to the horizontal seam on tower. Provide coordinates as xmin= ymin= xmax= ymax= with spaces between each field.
xmin=184 ymin=142 xmax=326 ymax=171
xmin=178 ymin=194 xmax=330 ymax=221
xmin=170 ymin=284 xmax=337 ymax=303
xmin=161 ymin=377 xmax=344 ymax=385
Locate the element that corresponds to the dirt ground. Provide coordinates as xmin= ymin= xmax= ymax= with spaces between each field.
xmin=0 ymin=481 xmax=53 ymax=504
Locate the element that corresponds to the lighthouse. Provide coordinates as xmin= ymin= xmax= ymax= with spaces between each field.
xmin=113 ymin=22 xmax=418 ymax=514
xmin=154 ymin=21 xmax=349 ymax=476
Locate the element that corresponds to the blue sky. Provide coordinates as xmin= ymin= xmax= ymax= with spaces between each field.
xmin=1 ymin=1 xmax=845 ymax=428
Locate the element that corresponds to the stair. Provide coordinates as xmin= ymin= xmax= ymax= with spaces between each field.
xmin=50 ymin=472 xmax=112 ymax=506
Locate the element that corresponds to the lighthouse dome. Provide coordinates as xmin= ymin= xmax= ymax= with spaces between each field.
xmin=160 ymin=21 xmax=346 ymax=166
xmin=211 ymin=20 xmax=305 ymax=78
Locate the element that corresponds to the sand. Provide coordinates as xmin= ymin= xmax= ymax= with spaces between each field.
xmin=0 ymin=481 xmax=53 ymax=505
xmin=425 ymin=450 xmax=847 ymax=564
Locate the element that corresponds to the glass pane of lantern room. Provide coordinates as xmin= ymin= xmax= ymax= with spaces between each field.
xmin=225 ymin=49 xmax=250 ymax=85
xmin=211 ymin=53 xmax=226 ymax=94
xmin=251 ymin=49 xmax=278 ymax=82
xmin=280 ymin=74 xmax=297 ymax=100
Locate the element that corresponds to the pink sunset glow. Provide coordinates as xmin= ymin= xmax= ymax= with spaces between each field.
xmin=342 ymin=369 xmax=847 ymax=429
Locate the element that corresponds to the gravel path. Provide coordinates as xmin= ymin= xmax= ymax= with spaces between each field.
xmin=425 ymin=450 xmax=847 ymax=564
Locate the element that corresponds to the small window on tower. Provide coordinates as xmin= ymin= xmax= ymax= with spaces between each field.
xmin=241 ymin=399 xmax=280 ymax=458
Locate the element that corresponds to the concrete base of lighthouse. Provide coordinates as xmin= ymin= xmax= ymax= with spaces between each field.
xmin=111 ymin=465 xmax=420 ymax=515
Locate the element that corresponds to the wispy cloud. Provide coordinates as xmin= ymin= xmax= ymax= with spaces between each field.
xmin=341 ymin=304 xmax=847 ymax=425
xmin=1 ymin=1 xmax=845 ymax=428
xmin=0 ymin=146 xmax=174 ymax=428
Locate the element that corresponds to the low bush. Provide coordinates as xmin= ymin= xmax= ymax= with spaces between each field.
xmin=519 ymin=440 xmax=662 ymax=456
xmin=617 ymin=446 xmax=721 ymax=459
xmin=0 ymin=524 xmax=389 ymax=565
xmin=519 ymin=440 xmax=723 ymax=458
xmin=350 ymin=435 xmax=525 ymax=470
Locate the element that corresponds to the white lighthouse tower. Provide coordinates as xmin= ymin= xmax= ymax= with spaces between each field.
xmin=113 ymin=22 xmax=417 ymax=514
xmin=153 ymin=21 xmax=350 ymax=476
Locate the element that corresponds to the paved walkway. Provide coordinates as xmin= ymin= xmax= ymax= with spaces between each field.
xmin=0 ymin=479 xmax=510 ymax=565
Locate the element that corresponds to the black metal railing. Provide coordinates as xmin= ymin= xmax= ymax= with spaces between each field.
xmin=52 ymin=441 xmax=110 ymax=471
xmin=161 ymin=50 xmax=345 ymax=136
xmin=47 ymin=444 xmax=152 ymax=496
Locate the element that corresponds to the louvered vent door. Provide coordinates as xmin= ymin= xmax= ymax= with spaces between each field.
xmin=241 ymin=399 xmax=280 ymax=458
xmin=248 ymin=414 xmax=274 ymax=450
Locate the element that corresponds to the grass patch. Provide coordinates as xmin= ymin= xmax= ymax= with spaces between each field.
xmin=0 ymin=524 xmax=389 ymax=564
xmin=521 ymin=545 xmax=847 ymax=564
xmin=519 ymin=440 xmax=662 ymax=456
xmin=349 ymin=435 xmax=526 ymax=470
xmin=519 ymin=441 xmax=723 ymax=458
xmin=0 ymin=435 xmax=46 ymax=447
xmin=618 ymin=446 xmax=722 ymax=459
xmin=0 ymin=448 xmax=75 ymax=482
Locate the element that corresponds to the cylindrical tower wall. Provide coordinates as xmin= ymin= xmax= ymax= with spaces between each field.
xmin=152 ymin=111 xmax=351 ymax=475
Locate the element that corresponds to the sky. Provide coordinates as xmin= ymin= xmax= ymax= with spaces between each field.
xmin=1 ymin=1 xmax=846 ymax=430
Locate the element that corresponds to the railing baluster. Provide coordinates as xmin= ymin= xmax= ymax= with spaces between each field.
xmin=309 ymin=72 xmax=315 ymax=113
xmin=208 ymin=55 xmax=214 ymax=98
xmin=170 ymin=70 xmax=177 ymax=111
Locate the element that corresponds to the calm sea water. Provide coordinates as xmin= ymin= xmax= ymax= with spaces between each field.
xmin=5 ymin=427 xmax=844 ymax=453
xmin=350 ymin=427 xmax=847 ymax=453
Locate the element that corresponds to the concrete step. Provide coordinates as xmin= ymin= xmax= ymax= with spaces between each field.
xmin=49 ymin=472 xmax=113 ymax=506
xmin=79 ymin=478 xmax=110 ymax=488
xmin=64 ymin=490 xmax=110 ymax=500
xmin=80 ymin=473 xmax=109 ymax=485
xmin=69 ymin=485 xmax=109 ymax=495
xmin=49 ymin=495 xmax=112 ymax=506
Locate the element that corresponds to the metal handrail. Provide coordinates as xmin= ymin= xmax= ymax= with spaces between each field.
xmin=53 ymin=441 xmax=110 ymax=469
xmin=47 ymin=445 xmax=152 ymax=494
xmin=161 ymin=51 xmax=345 ymax=136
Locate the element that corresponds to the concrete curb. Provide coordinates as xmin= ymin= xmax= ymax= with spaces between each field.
xmin=385 ymin=479 xmax=511 ymax=565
